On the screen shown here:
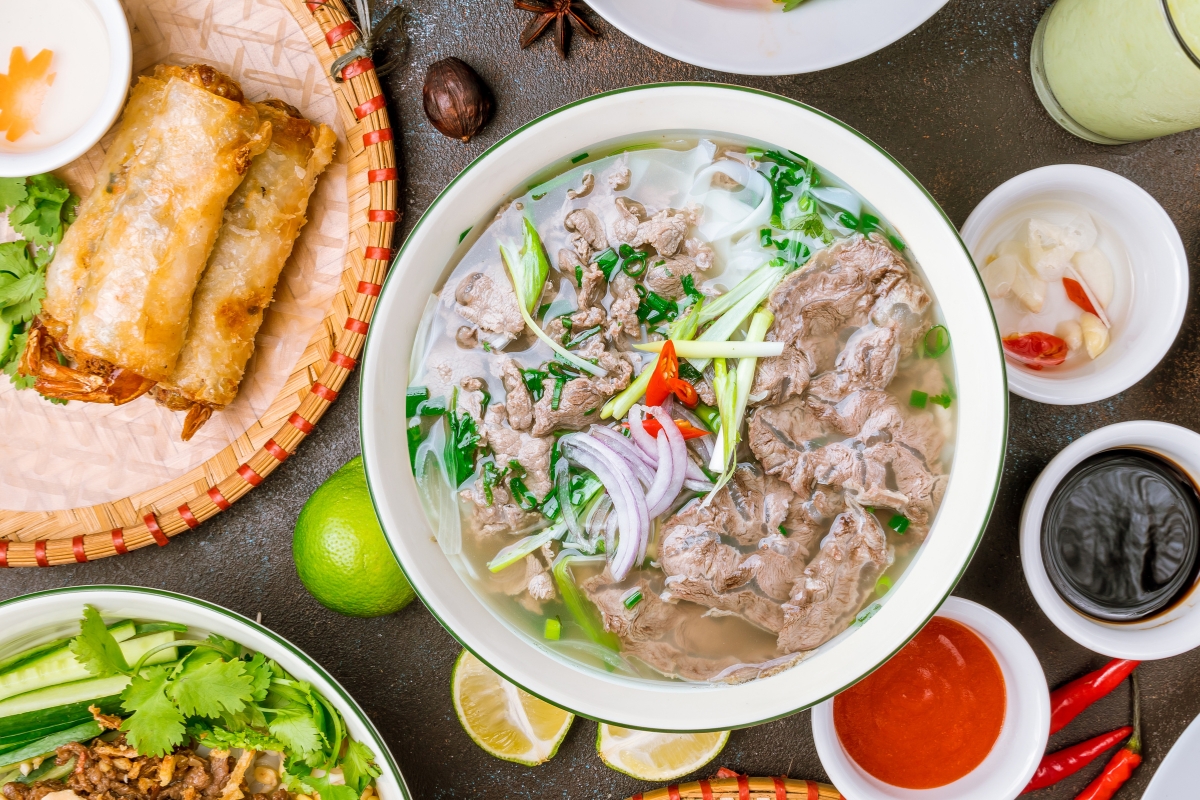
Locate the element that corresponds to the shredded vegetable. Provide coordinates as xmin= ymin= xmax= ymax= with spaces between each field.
xmin=636 ymin=339 xmax=784 ymax=359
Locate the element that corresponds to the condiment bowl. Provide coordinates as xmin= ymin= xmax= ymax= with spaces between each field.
xmin=811 ymin=597 xmax=1049 ymax=800
xmin=0 ymin=0 xmax=132 ymax=177
xmin=0 ymin=586 xmax=413 ymax=800
xmin=960 ymin=164 xmax=1188 ymax=405
xmin=360 ymin=84 xmax=1008 ymax=730
xmin=1021 ymin=420 xmax=1200 ymax=659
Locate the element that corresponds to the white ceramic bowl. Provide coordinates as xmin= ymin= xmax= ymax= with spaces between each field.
xmin=361 ymin=84 xmax=1008 ymax=731
xmin=588 ymin=0 xmax=949 ymax=76
xmin=0 ymin=0 xmax=132 ymax=177
xmin=811 ymin=597 xmax=1049 ymax=800
xmin=0 ymin=586 xmax=412 ymax=800
xmin=1021 ymin=421 xmax=1200 ymax=659
xmin=960 ymin=165 xmax=1188 ymax=406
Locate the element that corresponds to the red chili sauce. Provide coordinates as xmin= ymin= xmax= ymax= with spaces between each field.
xmin=833 ymin=617 xmax=1007 ymax=789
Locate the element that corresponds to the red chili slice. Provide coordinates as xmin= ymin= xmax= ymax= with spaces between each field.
xmin=646 ymin=341 xmax=678 ymax=406
xmin=1003 ymin=332 xmax=1069 ymax=370
xmin=626 ymin=418 xmax=710 ymax=440
xmin=668 ymin=377 xmax=699 ymax=408
xmin=1063 ymin=277 xmax=1098 ymax=316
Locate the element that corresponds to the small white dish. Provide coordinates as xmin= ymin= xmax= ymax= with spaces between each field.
xmin=0 ymin=0 xmax=132 ymax=177
xmin=960 ymin=165 xmax=1188 ymax=406
xmin=811 ymin=597 xmax=1049 ymax=800
xmin=1021 ymin=421 xmax=1200 ymax=659
xmin=1144 ymin=710 xmax=1200 ymax=799
xmin=587 ymin=0 xmax=949 ymax=76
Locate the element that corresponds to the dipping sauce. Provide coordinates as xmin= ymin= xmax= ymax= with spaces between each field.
xmin=1042 ymin=448 xmax=1200 ymax=622
xmin=833 ymin=617 xmax=1006 ymax=790
xmin=0 ymin=0 xmax=111 ymax=151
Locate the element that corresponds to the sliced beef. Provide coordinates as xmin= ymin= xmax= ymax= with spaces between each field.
xmin=565 ymin=208 xmax=607 ymax=260
xmin=530 ymin=340 xmax=632 ymax=436
xmin=607 ymin=163 xmax=631 ymax=191
xmin=684 ymin=237 xmax=714 ymax=270
xmin=753 ymin=489 xmax=843 ymax=601
xmin=661 ymin=576 xmax=785 ymax=633
xmin=457 ymin=377 xmax=488 ymax=425
xmin=871 ymin=275 xmax=931 ymax=356
xmin=752 ymin=234 xmax=910 ymax=405
xmin=858 ymin=441 xmax=945 ymax=535
xmin=482 ymin=407 xmax=553 ymax=498
xmin=806 ymin=323 xmax=901 ymax=405
xmin=778 ymin=502 xmax=890 ymax=653
xmin=499 ymin=359 xmax=533 ymax=432
xmin=567 ymin=171 xmax=594 ymax=199
xmin=669 ymin=464 xmax=796 ymax=546
xmin=611 ymin=196 xmax=644 ymax=244
xmin=611 ymin=200 xmax=692 ymax=257
xmin=461 ymin=480 xmax=541 ymax=537
xmin=605 ymin=272 xmax=641 ymax=340
xmin=804 ymin=389 xmax=943 ymax=460
xmin=645 ymin=254 xmax=702 ymax=298
xmin=570 ymin=258 xmax=606 ymax=311
xmin=454 ymin=271 xmax=524 ymax=338
xmin=748 ymin=399 xmax=833 ymax=491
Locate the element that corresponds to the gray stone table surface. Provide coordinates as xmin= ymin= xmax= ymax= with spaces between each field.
xmin=4 ymin=0 xmax=1200 ymax=797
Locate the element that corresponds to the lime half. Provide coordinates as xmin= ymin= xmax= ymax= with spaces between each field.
xmin=451 ymin=649 xmax=574 ymax=766
xmin=596 ymin=724 xmax=729 ymax=781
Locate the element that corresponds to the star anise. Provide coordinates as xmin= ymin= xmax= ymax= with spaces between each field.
xmin=515 ymin=0 xmax=600 ymax=59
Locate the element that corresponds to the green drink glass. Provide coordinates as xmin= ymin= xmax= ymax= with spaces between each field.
xmin=1032 ymin=0 xmax=1200 ymax=144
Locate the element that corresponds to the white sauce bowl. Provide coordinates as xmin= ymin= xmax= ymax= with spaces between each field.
xmin=1020 ymin=420 xmax=1200 ymax=659
xmin=360 ymin=84 xmax=1008 ymax=730
xmin=0 ymin=586 xmax=413 ymax=800
xmin=960 ymin=164 xmax=1188 ymax=406
xmin=811 ymin=597 xmax=1049 ymax=800
xmin=0 ymin=0 xmax=131 ymax=177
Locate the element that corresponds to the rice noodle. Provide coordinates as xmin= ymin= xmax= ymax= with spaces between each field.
xmin=555 ymin=458 xmax=585 ymax=542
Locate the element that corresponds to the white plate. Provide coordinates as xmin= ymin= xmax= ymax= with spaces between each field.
xmin=812 ymin=597 xmax=1048 ymax=800
xmin=360 ymin=84 xmax=1008 ymax=731
xmin=960 ymin=165 xmax=1188 ymax=406
xmin=0 ymin=587 xmax=413 ymax=800
xmin=588 ymin=0 xmax=949 ymax=76
xmin=1144 ymin=711 xmax=1200 ymax=800
xmin=1020 ymin=420 xmax=1200 ymax=659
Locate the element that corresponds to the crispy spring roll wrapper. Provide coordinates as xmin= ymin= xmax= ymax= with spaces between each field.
xmin=65 ymin=71 xmax=272 ymax=383
xmin=43 ymin=65 xmax=247 ymax=329
xmin=154 ymin=100 xmax=336 ymax=440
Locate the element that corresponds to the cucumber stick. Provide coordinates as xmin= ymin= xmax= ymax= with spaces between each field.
xmin=0 ymin=720 xmax=102 ymax=769
xmin=0 ymin=630 xmax=178 ymax=704
xmin=0 ymin=676 xmax=132 ymax=720
xmin=0 ymin=620 xmax=136 ymax=679
xmin=0 ymin=694 xmax=123 ymax=741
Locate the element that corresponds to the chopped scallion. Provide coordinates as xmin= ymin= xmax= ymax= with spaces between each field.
xmin=875 ymin=575 xmax=893 ymax=596
xmin=924 ymin=325 xmax=951 ymax=358
xmin=778 ymin=524 xmax=788 ymax=537
xmin=594 ymin=248 xmax=619 ymax=281
xmin=550 ymin=376 xmax=565 ymax=411
xmin=543 ymin=617 xmax=562 ymax=640
xmin=406 ymin=386 xmax=429 ymax=417
xmin=621 ymin=588 xmax=643 ymax=609
xmin=571 ymin=152 xmax=589 ymax=163
xmin=909 ymin=390 xmax=928 ymax=409
xmin=888 ymin=514 xmax=910 ymax=534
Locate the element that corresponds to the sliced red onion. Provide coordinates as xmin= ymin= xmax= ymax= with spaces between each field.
xmin=643 ymin=431 xmax=675 ymax=519
xmin=684 ymin=455 xmax=710 ymax=484
xmin=647 ymin=404 xmax=687 ymax=509
xmin=628 ymin=405 xmax=660 ymax=462
xmin=561 ymin=434 xmax=648 ymax=581
xmin=589 ymin=424 xmax=657 ymax=484
xmin=555 ymin=458 xmax=584 ymax=543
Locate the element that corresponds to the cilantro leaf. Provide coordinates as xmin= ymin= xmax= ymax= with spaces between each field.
xmin=339 ymin=739 xmax=380 ymax=793
xmin=168 ymin=657 xmax=254 ymax=718
xmin=70 ymin=605 xmax=132 ymax=677
xmin=268 ymin=706 xmax=325 ymax=760
xmin=7 ymin=174 xmax=77 ymax=249
xmin=0 ymin=178 xmax=27 ymax=213
xmin=305 ymin=775 xmax=358 ymax=800
xmin=206 ymin=633 xmax=244 ymax=659
xmin=188 ymin=723 xmax=284 ymax=753
xmin=245 ymin=652 xmax=273 ymax=703
xmin=0 ymin=273 xmax=45 ymax=325
xmin=121 ymin=666 xmax=187 ymax=757
xmin=2 ymin=334 xmax=34 ymax=390
xmin=0 ymin=241 xmax=36 ymax=279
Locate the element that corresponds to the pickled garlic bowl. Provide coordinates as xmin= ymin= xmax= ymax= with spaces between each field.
xmin=961 ymin=164 xmax=1188 ymax=405
xmin=360 ymin=84 xmax=1007 ymax=730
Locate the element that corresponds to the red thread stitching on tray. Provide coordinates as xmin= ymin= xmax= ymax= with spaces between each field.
xmin=354 ymin=95 xmax=386 ymax=119
xmin=364 ymin=246 xmax=391 ymax=261
xmin=325 ymin=20 xmax=356 ymax=47
xmin=368 ymin=167 xmax=397 ymax=182
xmin=341 ymin=57 xmax=374 ymax=80
xmin=264 ymin=439 xmax=290 ymax=462
xmin=773 ymin=777 xmax=787 ymax=800
xmin=289 ymin=412 xmax=315 ymax=434
xmin=72 ymin=536 xmax=87 ymax=563
xmin=699 ymin=780 xmax=713 ymax=800
xmin=311 ymin=382 xmax=338 ymax=402
xmin=357 ymin=281 xmax=382 ymax=296
xmin=368 ymin=209 xmax=398 ymax=222
xmin=208 ymin=487 xmax=231 ymax=511
xmin=363 ymin=128 xmax=393 ymax=146
xmin=111 ymin=529 xmax=128 ymax=554
xmin=237 ymin=464 xmax=263 ymax=487
xmin=178 ymin=504 xmax=199 ymax=529
xmin=344 ymin=317 xmax=369 ymax=335
xmin=807 ymin=779 xmax=819 ymax=800
xmin=329 ymin=351 xmax=357 ymax=370
xmin=738 ymin=774 xmax=750 ymax=800
xmin=34 ymin=540 xmax=48 ymax=567
xmin=667 ymin=785 xmax=681 ymax=800
xmin=144 ymin=513 xmax=168 ymax=547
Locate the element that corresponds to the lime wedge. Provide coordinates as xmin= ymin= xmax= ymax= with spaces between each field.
xmin=451 ymin=649 xmax=574 ymax=766
xmin=596 ymin=724 xmax=730 ymax=781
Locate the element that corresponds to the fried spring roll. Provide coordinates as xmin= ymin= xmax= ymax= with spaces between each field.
xmin=154 ymin=100 xmax=336 ymax=440
xmin=64 ymin=69 xmax=272 ymax=383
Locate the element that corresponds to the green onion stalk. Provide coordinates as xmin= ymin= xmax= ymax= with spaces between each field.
xmin=706 ymin=308 xmax=774 ymax=499
xmin=501 ymin=217 xmax=607 ymax=378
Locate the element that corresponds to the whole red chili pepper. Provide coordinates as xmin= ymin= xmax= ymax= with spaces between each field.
xmin=1075 ymin=672 xmax=1142 ymax=800
xmin=1050 ymin=659 xmax=1140 ymax=734
xmin=1021 ymin=726 xmax=1132 ymax=793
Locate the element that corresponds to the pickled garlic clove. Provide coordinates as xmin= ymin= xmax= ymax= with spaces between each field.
xmin=982 ymin=253 xmax=1018 ymax=298
xmin=1024 ymin=217 xmax=1085 ymax=280
xmin=997 ymin=237 xmax=1030 ymax=264
xmin=1073 ymin=247 xmax=1114 ymax=308
xmin=1012 ymin=263 xmax=1047 ymax=312
xmin=1079 ymin=312 xmax=1110 ymax=359
xmin=1055 ymin=319 xmax=1083 ymax=351
xmin=1062 ymin=212 xmax=1097 ymax=252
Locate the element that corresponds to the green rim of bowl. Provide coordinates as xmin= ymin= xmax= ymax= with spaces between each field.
xmin=359 ymin=81 xmax=1009 ymax=732
xmin=0 ymin=585 xmax=412 ymax=800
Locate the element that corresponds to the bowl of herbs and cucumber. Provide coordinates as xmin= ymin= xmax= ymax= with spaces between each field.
xmin=0 ymin=586 xmax=411 ymax=800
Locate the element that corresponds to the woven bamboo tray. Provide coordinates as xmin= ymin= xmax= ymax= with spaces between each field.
xmin=627 ymin=776 xmax=843 ymax=800
xmin=0 ymin=0 xmax=397 ymax=567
